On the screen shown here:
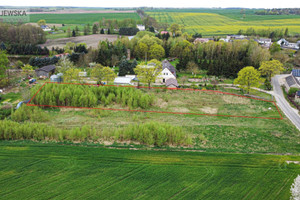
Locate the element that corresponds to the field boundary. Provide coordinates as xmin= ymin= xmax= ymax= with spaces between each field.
xmin=27 ymin=82 xmax=283 ymax=120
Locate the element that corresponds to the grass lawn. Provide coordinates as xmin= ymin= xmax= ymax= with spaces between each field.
xmin=0 ymin=141 xmax=299 ymax=199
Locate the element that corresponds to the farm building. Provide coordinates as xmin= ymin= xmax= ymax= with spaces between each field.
xmin=114 ymin=77 xmax=134 ymax=85
xmin=165 ymin=78 xmax=178 ymax=88
xmin=136 ymin=24 xmax=145 ymax=31
xmin=277 ymin=39 xmax=299 ymax=50
xmin=194 ymin=38 xmax=212 ymax=44
xmin=35 ymin=65 xmax=56 ymax=78
xmin=296 ymin=91 xmax=300 ymax=99
xmin=284 ymin=69 xmax=300 ymax=91
xmin=156 ymin=60 xmax=177 ymax=84
xmin=254 ymin=38 xmax=272 ymax=48
xmin=50 ymin=73 xmax=63 ymax=83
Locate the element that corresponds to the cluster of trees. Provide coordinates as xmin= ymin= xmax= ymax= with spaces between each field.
xmin=118 ymin=56 xmax=137 ymax=76
xmin=31 ymin=84 xmax=155 ymax=109
xmin=96 ymin=40 xmax=127 ymax=66
xmin=136 ymin=9 xmax=159 ymax=30
xmin=171 ymin=39 xmax=270 ymax=78
xmin=0 ymin=119 xmax=191 ymax=146
xmin=29 ymin=56 xmax=60 ymax=68
xmin=132 ymin=31 xmax=165 ymax=60
xmin=99 ymin=18 xmax=141 ymax=30
xmin=119 ymin=27 xmax=139 ymax=36
xmin=237 ymin=27 xmax=289 ymax=39
xmin=0 ymin=23 xmax=46 ymax=45
xmin=255 ymin=8 xmax=300 ymax=15
xmin=1 ymin=43 xmax=50 ymax=55
xmin=0 ymin=50 xmax=9 ymax=87
xmin=234 ymin=60 xmax=284 ymax=93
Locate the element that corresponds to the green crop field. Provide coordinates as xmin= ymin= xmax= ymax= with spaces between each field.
xmin=147 ymin=11 xmax=300 ymax=36
xmin=29 ymin=12 xmax=141 ymax=24
xmin=0 ymin=141 xmax=299 ymax=199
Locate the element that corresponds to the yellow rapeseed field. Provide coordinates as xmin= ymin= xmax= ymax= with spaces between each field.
xmin=149 ymin=12 xmax=300 ymax=36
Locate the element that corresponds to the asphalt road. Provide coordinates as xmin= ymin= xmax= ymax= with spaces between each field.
xmin=271 ymin=75 xmax=300 ymax=131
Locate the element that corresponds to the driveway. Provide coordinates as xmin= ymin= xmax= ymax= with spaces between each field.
xmin=271 ymin=75 xmax=300 ymax=131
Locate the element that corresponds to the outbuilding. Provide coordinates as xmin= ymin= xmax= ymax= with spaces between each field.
xmin=114 ymin=77 xmax=134 ymax=85
xmin=35 ymin=65 xmax=56 ymax=78
xmin=165 ymin=78 xmax=178 ymax=88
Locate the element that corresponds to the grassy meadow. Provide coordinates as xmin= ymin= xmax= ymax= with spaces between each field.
xmin=0 ymin=141 xmax=299 ymax=199
xmin=11 ymin=84 xmax=296 ymax=154
xmin=147 ymin=11 xmax=300 ymax=35
xmin=29 ymin=12 xmax=141 ymax=25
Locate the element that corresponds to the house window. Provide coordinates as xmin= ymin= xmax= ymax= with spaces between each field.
xmin=163 ymin=79 xmax=165 ymax=83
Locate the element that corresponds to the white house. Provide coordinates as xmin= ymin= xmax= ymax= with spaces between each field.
xmin=137 ymin=24 xmax=145 ymax=31
xmin=156 ymin=60 xmax=177 ymax=84
xmin=277 ymin=38 xmax=289 ymax=46
xmin=255 ymin=38 xmax=272 ymax=47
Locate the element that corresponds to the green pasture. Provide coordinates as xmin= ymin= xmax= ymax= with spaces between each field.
xmin=29 ymin=12 xmax=141 ymax=25
xmin=0 ymin=141 xmax=299 ymax=199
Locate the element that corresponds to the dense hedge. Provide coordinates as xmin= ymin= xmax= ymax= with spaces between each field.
xmin=0 ymin=120 xmax=191 ymax=147
xmin=119 ymin=27 xmax=139 ymax=36
xmin=11 ymin=106 xmax=49 ymax=122
xmin=29 ymin=56 xmax=60 ymax=68
xmin=31 ymin=84 xmax=155 ymax=109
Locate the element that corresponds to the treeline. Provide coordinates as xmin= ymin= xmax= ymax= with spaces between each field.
xmin=0 ymin=43 xmax=50 ymax=55
xmin=31 ymin=84 xmax=155 ymax=109
xmin=74 ymin=31 xmax=270 ymax=78
xmin=237 ymin=27 xmax=288 ymax=39
xmin=29 ymin=56 xmax=60 ymax=68
xmin=255 ymin=8 xmax=300 ymax=15
xmin=191 ymin=40 xmax=269 ymax=78
xmin=119 ymin=27 xmax=140 ymax=36
xmin=0 ymin=120 xmax=192 ymax=147
xmin=98 ymin=18 xmax=141 ymax=29
xmin=0 ymin=23 xmax=46 ymax=45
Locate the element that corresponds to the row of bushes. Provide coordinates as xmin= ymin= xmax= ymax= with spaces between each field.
xmin=31 ymin=84 xmax=155 ymax=109
xmin=0 ymin=120 xmax=192 ymax=147
xmin=11 ymin=106 xmax=49 ymax=122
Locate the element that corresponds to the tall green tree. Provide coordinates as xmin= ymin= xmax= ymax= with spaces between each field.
xmin=234 ymin=66 xmax=262 ymax=94
xmin=134 ymin=59 xmax=162 ymax=88
xmin=91 ymin=64 xmax=116 ymax=84
xmin=92 ymin=24 xmax=99 ymax=34
xmin=149 ymin=44 xmax=165 ymax=60
xmin=0 ymin=50 xmax=9 ymax=77
xmin=259 ymin=60 xmax=284 ymax=82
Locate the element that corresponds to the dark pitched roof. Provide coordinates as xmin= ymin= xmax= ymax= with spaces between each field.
xmin=162 ymin=60 xmax=176 ymax=76
xmin=285 ymin=75 xmax=297 ymax=87
xmin=292 ymin=69 xmax=300 ymax=77
xmin=36 ymin=65 xmax=56 ymax=72
xmin=165 ymin=78 xmax=178 ymax=87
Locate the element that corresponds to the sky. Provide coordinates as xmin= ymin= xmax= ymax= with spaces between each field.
xmin=1 ymin=0 xmax=300 ymax=8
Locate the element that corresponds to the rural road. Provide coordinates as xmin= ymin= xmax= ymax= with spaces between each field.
xmin=271 ymin=75 xmax=300 ymax=131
